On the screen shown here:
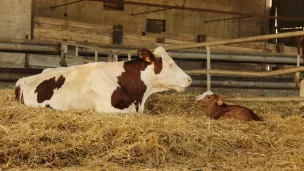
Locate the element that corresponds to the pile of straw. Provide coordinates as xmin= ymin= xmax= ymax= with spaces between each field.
xmin=0 ymin=89 xmax=304 ymax=170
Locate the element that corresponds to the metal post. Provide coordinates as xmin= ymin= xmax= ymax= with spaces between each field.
xmin=113 ymin=53 xmax=118 ymax=62
xmin=297 ymin=54 xmax=300 ymax=67
xmin=95 ymin=48 xmax=98 ymax=62
xmin=128 ymin=53 xmax=131 ymax=61
xmin=75 ymin=46 xmax=78 ymax=57
xmin=108 ymin=50 xmax=112 ymax=62
xmin=206 ymin=46 xmax=211 ymax=91
xmin=60 ymin=43 xmax=64 ymax=63
xmin=64 ymin=44 xmax=68 ymax=54
xmin=60 ymin=42 xmax=68 ymax=67
xmin=300 ymin=80 xmax=304 ymax=108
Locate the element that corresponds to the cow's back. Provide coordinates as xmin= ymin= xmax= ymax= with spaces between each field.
xmin=15 ymin=62 xmax=124 ymax=111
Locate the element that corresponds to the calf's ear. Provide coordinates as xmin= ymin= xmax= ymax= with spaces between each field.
xmin=138 ymin=49 xmax=155 ymax=63
xmin=217 ymin=96 xmax=224 ymax=105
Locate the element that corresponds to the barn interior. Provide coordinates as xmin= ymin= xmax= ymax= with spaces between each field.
xmin=1 ymin=0 xmax=304 ymax=170
xmin=0 ymin=0 xmax=304 ymax=94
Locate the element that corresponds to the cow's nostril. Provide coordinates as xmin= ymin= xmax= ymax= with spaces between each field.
xmin=188 ymin=77 xmax=192 ymax=82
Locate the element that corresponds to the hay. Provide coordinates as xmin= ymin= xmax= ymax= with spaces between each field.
xmin=0 ymin=89 xmax=304 ymax=170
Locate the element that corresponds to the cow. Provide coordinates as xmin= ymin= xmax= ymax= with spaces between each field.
xmin=196 ymin=91 xmax=261 ymax=121
xmin=15 ymin=46 xmax=192 ymax=113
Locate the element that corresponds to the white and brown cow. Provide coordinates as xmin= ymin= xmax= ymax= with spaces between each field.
xmin=15 ymin=46 xmax=192 ymax=113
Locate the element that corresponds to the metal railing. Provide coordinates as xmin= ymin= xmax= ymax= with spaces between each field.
xmin=117 ymin=31 xmax=304 ymax=102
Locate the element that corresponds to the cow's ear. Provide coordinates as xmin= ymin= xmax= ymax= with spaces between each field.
xmin=138 ymin=49 xmax=155 ymax=63
xmin=217 ymin=96 xmax=224 ymax=105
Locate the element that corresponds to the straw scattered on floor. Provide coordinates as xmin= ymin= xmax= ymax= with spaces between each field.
xmin=0 ymin=89 xmax=304 ymax=170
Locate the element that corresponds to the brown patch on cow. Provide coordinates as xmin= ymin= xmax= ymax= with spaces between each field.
xmin=111 ymin=87 xmax=133 ymax=110
xmin=15 ymin=86 xmax=21 ymax=102
xmin=35 ymin=75 xmax=65 ymax=103
xmin=154 ymin=57 xmax=163 ymax=74
xmin=111 ymin=59 xmax=150 ymax=112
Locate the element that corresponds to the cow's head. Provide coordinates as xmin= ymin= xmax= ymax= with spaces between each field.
xmin=196 ymin=91 xmax=224 ymax=106
xmin=138 ymin=46 xmax=192 ymax=92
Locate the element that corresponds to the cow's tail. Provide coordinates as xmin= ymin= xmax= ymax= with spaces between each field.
xmin=15 ymin=79 xmax=24 ymax=104
xmin=15 ymin=85 xmax=21 ymax=102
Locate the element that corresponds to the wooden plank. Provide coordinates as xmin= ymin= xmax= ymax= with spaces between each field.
xmin=34 ymin=28 xmax=112 ymax=44
xmin=266 ymin=43 xmax=298 ymax=55
xmin=35 ymin=17 xmax=112 ymax=30
xmin=35 ymin=22 xmax=112 ymax=36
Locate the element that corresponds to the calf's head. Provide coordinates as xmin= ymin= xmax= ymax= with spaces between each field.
xmin=196 ymin=91 xmax=224 ymax=106
xmin=138 ymin=46 xmax=192 ymax=92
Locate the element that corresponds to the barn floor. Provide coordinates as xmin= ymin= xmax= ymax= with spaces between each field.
xmin=1 ymin=88 xmax=304 ymax=171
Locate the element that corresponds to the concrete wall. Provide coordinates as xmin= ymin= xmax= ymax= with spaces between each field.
xmin=0 ymin=53 xmax=25 ymax=68
xmin=0 ymin=0 xmax=32 ymax=68
xmin=0 ymin=0 xmax=32 ymax=39
xmin=33 ymin=0 xmax=268 ymax=40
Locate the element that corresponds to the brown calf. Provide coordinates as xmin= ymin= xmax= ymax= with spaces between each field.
xmin=196 ymin=91 xmax=261 ymax=121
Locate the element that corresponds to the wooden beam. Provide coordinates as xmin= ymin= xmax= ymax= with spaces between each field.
xmin=89 ymin=0 xmax=304 ymax=22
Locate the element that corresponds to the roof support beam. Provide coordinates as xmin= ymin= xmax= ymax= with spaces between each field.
xmin=89 ymin=0 xmax=304 ymax=22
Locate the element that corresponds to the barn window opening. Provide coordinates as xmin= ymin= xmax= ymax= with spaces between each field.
xmin=146 ymin=19 xmax=166 ymax=33
xmin=104 ymin=0 xmax=124 ymax=11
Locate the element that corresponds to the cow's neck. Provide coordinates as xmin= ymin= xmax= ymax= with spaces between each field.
xmin=116 ymin=59 xmax=153 ymax=112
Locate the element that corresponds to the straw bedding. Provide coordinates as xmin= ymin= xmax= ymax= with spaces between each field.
xmin=0 ymin=88 xmax=304 ymax=170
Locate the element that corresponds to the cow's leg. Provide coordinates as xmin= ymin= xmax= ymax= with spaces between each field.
xmin=94 ymin=101 xmax=128 ymax=113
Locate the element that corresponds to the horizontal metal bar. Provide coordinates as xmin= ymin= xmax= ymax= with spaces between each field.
xmin=117 ymin=31 xmax=304 ymax=54
xmin=191 ymin=79 xmax=294 ymax=90
xmin=0 ymin=42 xmax=59 ymax=54
xmin=224 ymin=97 xmax=304 ymax=102
xmin=186 ymin=66 xmax=304 ymax=77
xmin=64 ymin=42 xmax=108 ymax=52
xmin=168 ymin=52 xmax=301 ymax=64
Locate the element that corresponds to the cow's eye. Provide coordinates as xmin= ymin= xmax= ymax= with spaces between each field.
xmin=169 ymin=64 xmax=173 ymax=68
xmin=207 ymin=96 xmax=210 ymax=99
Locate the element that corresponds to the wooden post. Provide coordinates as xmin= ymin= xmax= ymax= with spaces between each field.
xmin=95 ymin=48 xmax=98 ymax=62
xmin=206 ymin=46 xmax=211 ymax=91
